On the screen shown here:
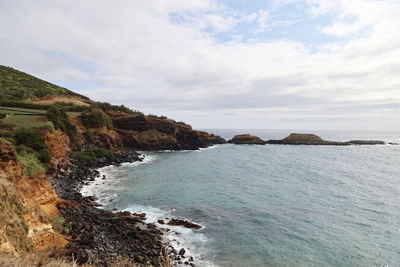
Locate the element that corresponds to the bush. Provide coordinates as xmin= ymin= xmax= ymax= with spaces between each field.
xmin=37 ymin=148 xmax=52 ymax=163
xmin=44 ymin=121 xmax=55 ymax=133
xmin=80 ymin=109 xmax=113 ymax=129
xmin=91 ymin=148 xmax=115 ymax=158
xmin=46 ymin=105 xmax=78 ymax=143
xmin=148 ymin=114 xmax=168 ymax=120
xmin=14 ymin=128 xmax=52 ymax=165
xmin=51 ymin=215 xmax=71 ymax=234
xmin=75 ymin=150 xmax=96 ymax=162
xmin=14 ymin=128 xmax=47 ymax=151
xmin=17 ymin=150 xmax=46 ymax=177
xmin=83 ymin=130 xmax=94 ymax=143
xmin=91 ymin=102 xmax=144 ymax=115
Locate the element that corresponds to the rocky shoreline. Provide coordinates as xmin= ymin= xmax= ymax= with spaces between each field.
xmin=49 ymin=151 xmax=198 ymax=266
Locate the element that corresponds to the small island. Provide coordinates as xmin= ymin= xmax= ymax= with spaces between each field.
xmin=228 ymin=133 xmax=389 ymax=146
xmin=228 ymin=134 xmax=265 ymax=145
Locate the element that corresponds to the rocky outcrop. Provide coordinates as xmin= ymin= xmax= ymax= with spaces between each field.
xmin=283 ymin=133 xmax=323 ymax=143
xmin=196 ymin=130 xmax=226 ymax=144
xmin=167 ymin=219 xmax=202 ymax=230
xmin=45 ymin=130 xmax=71 ymax=170
xmin=266 ymin=133 xmax=387 ymax=146
xmin=70 ymin=116 xmax=122 ymax=152
xmin=107 ymin=112 xmax=226 ymax=150
xmin=228 ymin=134 xmax=265 ymax=145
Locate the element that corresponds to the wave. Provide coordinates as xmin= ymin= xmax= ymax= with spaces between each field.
xmin=197 ymin=145 xmax=220 ymax=152
xmin=80 ymin=154 xmax=157 ymax=202
xmin=123 ymin=204 xmax=216 ymax=267
xmin=79 ymin=154 xmax=216 ymax=266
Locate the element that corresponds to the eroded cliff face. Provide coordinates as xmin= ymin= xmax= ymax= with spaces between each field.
xmin=45 ymin=130 xmax=71 ymax=170
xmin=108 ymin=112 xmax=226 ymax=150
xmin=70 ymin=116 xmax=121 ymax=152
xmin=0 ymin=140 xmax=67 ymax=255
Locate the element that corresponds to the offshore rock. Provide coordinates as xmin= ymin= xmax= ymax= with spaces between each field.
xmin=228 ymin=134 xmax=265 ymax=145
xmin=266 ymin=133 xmax=387 ymax=146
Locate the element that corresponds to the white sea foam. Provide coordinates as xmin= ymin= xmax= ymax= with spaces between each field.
xmin=80 ymin=153 xmax=217 ymax=266
xmin=80 ymin=154 xmax=157 ymax=202
xmin=123 ymin=204 xmax=217 ymax=267
xmin=197 ymin=145 xmax=220 ymax=152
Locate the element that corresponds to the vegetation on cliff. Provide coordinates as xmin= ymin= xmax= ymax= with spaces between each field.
xmin=0 ymin=65 xmax=85 ymax=100
xmin=46 ymin=105 xmax=78 ymax=143
xmin=0 ymin=65 xmax=224 ymax=266
xmin=80 ymin=109 xmax=113 ymax=130
xmin=74 ymin=148 xmax=115 ymax=162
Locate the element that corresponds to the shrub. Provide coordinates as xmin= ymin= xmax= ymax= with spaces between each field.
xmin=91 ymin=102 xmax=144 ymax=115
xmin=17 ymin=150 xmax=46 ymax=177
xmin=80 ymin=108 xmax=113 ymax=129
xmin=148 ymin=114 xmax=168 ymax=120
xmin=14 ymin=128 xmax=47 ymax=151
xmin=14 ymin=128 xmax=52 ymax=164
xmin=51 ymin=215 xmax=72 ymax=234
xmin=91 ymin=148 xmax=115 ymax=158
xmin=44 ymin=121 xmax=55 ymax=133
xmin=46 ymin=105 xmax=78 ymax=143
xmin=37 ymin=148 xmax=52 ymax=163
xmin=75 ymin=150 xmax=96 ymax=162
xmin=83 ymin=130 xmax=94 ymax=143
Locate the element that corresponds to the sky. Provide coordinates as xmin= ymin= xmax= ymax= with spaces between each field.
xmin=0 ymin=0 xmax=399 ymax=130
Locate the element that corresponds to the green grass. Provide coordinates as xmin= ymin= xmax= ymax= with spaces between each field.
xmin=66 ymin=111 xmax=82 ymax=117
xmin=3 ymin=115 xmax=48 ymax=128
xmin=0 ymin=65 xmax=86 ymax=100
xmin=0 ymin=107 xmax=47 ymax=115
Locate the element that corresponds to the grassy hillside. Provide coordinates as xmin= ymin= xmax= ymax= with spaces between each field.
xmin=0 ymin=65 xmax=85 ymax=100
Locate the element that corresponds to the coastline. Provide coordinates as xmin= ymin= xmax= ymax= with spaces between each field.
xmin=50 ymin=151 xmax=172 ymax=266
xmin=50 ymin=150 xmax=200 ymax=267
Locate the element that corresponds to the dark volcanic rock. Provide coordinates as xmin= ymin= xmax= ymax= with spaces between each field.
xmin=348 ymin=140 xmax=385 ymax=145
xmin=228 ymin=134 xmax=265 ymax=145
xmin=167 ymin=219 xmax=202 ymax=230
xmin=107 ymin=112 xmax=225 ymax=151
xmin=112 ymin=115 xmax=150 ymax=131
xmin=155 ymin=121 xmax=175 ymax=135
xmin=265 ymin=133 xmax=387 ymax=146
xmin=49 ymin=151 xmax=171 ymax=266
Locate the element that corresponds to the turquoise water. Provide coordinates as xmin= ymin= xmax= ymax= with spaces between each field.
xmin=82 ymin=131 xmax=400 ymax=266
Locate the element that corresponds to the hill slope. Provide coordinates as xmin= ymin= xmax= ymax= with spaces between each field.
xmin=0 ymin=65 xmax=85 ymax=100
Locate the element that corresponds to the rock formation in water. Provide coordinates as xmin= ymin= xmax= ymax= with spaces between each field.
xmin=266 ymin=133 xmax=387 ymax=146
xmin=228 ymin=134 xmax=265 ymax=145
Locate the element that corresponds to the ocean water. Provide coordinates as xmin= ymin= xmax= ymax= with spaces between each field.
xmin=82 ymin=130 xmax=400 ymax=266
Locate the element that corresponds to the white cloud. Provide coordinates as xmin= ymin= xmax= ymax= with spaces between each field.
xmin=258 ymin=9 xmax=271 ymax=29
xmin=0 ymin=0 xmax=399 ymax=130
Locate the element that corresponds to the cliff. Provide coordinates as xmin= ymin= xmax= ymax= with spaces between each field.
xmin=108 ymin=111 xmax=225 ymax=150
xmin=0 ymin=140 xmax=67 ymax=256
xmin=0 ymin=65 xmax=223 ymax=265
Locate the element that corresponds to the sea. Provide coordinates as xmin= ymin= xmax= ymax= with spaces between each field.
xmin=81 ymin=129 xmax=400 ymax=267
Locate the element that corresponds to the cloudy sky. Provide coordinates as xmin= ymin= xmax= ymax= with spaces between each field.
xmin=1 ymin=0 xmax=399 ymax=130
